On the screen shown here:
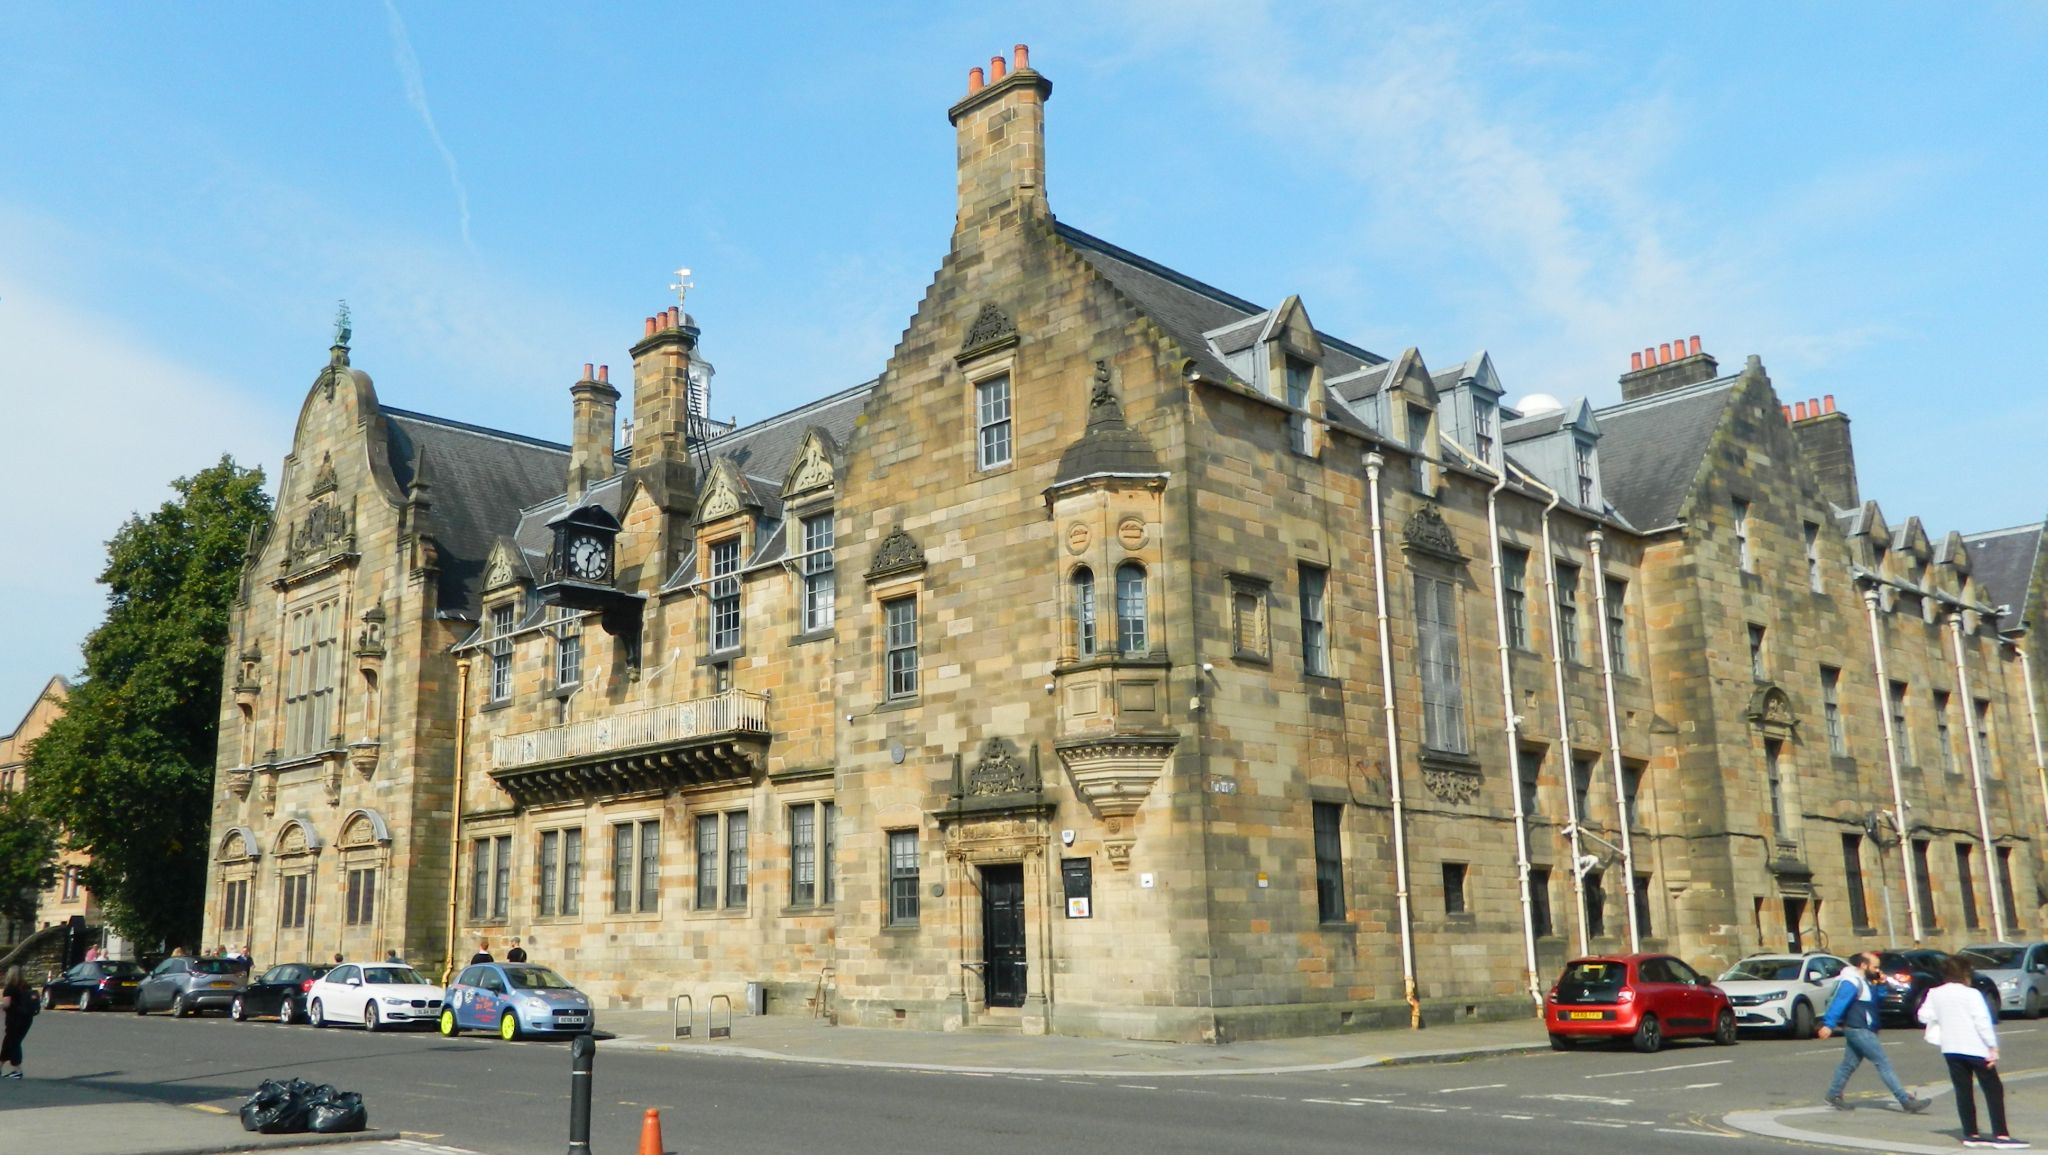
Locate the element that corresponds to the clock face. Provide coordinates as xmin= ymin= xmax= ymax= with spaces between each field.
xmin=566 ymin=534 xmax=610 ymax=582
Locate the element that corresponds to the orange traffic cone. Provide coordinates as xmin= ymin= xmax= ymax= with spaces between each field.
xmin=638 ymin=1107 xmax=664 ymax=1155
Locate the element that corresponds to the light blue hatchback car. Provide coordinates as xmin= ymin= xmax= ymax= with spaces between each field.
xmin=438 ymin=963 xmax=594 ymax=1040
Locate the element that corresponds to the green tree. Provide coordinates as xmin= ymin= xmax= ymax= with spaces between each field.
xmin=25 ymin=456 xmax=271 ymax=948
xmin=0 ymin=789 xmax=57 ymax=926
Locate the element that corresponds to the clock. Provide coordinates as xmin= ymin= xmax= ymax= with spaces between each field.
xmin=566 ymin=533 xmax=610 ymax=582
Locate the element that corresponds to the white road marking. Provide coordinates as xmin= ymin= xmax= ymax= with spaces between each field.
xmin=1499 ymin=1114 xmax=1535 ymax=1120
xmin=1526 ymin=1093 xmax=1635 ymax=1106
xmin=1116 ymin=1084 xmax=1158 ymax=1090
xmin=1242 ymin=1094 xmax=1290 ymax=1101
xmin=1655 ymin=1128 xmax=1736 ymax=1139
xmin=1302 ymin=1098 xmax=1366 ymax=1107
xmin=1586 ymin=1059 xmax=1732 ymax=1079
xmin=1571 ymin=1120 xmax=1629 ymax=1128
xmin=1347 ymin=1097 xmax=1397 ymax=1104
xmin=1437 ymin=1083 xmax=1507 ymax=1093
xmin=1679 ymin=1082 xmax=1722 ymax=1090
xmin=1387 ymin=1104 xmax=1449 ymax=1113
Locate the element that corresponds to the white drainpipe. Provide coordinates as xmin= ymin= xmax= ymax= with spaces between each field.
xmin=1864 ymin=586 xmax=1922 ymax=942
xmin=1587 ymin=531 xmax=1640 ymax=953
xmin=1949 ymin=609 xmax=2009 ymax=941
xmin=1364 ymin=452 xmax=1421 ymax=1028
xmin=2009 ymin=632 xmax=2048 ymax=836
xmin=1513 ymin=465 xmax=1590 ymax=956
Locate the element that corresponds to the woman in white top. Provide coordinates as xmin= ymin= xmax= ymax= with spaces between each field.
xmin=1919 ymin=955 xmax=2026 ymax=1149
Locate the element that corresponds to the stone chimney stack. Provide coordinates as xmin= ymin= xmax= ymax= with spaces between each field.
xmin=1789 ymin=393 xmax=1860 ymax=511
xmin=1618 ymin=333 xmax=1718 ymax=401
xmin=949 ymin=44 xmax=1051 ymax=236
xmin=629 ymin=307 xmax=697 ymax=474
xmin=567 ymin=363 xmax=619 ymax=503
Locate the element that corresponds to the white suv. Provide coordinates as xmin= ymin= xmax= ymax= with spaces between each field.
xmin=1715 ymin=952 xmax=1849 ymax=1038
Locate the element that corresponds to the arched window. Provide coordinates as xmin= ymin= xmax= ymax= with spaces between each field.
xmin=1071 ymin=567 xmax=1097 ymax=658
xmin=1116 ymin=563 xmax=1149 ymax=654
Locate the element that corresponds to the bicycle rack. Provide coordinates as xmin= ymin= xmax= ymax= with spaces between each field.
xmin=671 ymin=993 xmax=694 ymax=1039
xmin=708 ymin=993 xmax=733 ymax=1039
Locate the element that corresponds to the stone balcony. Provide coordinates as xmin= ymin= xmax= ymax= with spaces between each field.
xmin=488 ymin=689 xmax=771 ymax=807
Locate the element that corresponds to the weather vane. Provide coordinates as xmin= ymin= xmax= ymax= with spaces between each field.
xmin=669 ymin=267 xmax=694 ymax=310
xmin=333 ymin=300 xmax=352 ymax=348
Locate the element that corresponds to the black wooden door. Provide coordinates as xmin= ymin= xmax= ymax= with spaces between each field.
xmin=981 ymin=864 xmax=1027 ymax=1008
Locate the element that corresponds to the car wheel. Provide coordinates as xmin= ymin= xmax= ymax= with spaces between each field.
xmin=1791 ymin=999 xmax=1816 ymax=1039
xmin=2028 ymin=989 xmax=2042 ymax=1020
xmin=1714 ymin=1008 xmax=1739 ymax=1046
xmin=1548 ymin=1033 xmax=1576 ymax=1051
xmin=75 ymin=990 xmax=92 ymax=1013
xmin=280 ymin=998 xmax=297 ymax=1025
xmin=309 ymin=999 xmax=326 ymax=1028
xmin=230 ymin=996 xmax=247 ymax=1022
xmin=439 ymin=1009 xmax=460 ymax=1037
xmin=499 ymin=1011 xmax=521 ymax=1042
xmin=135 ymin=994 xmax=149 ymax=1016
xmin=365 ymin=1003 xmax=381 ymax=1032
xmin=172 ymin=993 xmax=191 ymax=1018
xmin=1631 ymin=1013 xmax=1662 ymax=1054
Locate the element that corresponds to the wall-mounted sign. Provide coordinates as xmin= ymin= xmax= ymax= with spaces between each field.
xmin=1062 ymin=857 xmax=1092 ymax=919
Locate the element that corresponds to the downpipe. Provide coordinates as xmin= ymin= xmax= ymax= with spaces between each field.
xmin=1948 ymin=609 xmax=2008 ymax=941
xmin=1587 ymin=531 xmax=1640 ymax=953
xmin=1365 ymin=452 xmax=1421 ymax=1028
xmin=443 ymin=658 xmax=472 ymax=987
xmin=1864 ymin=587 xmax=1921 ymax=942
xmin=1516 ymin=466 xmax=1590 ymax=956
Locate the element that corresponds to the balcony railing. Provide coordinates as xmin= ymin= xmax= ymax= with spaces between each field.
xmin=491 ymin=690 xmax=770 ymax=773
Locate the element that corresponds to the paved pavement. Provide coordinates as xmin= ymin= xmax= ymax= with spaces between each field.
xmin=1 ymin=1011 xmax=1551 ymax=1154
xmin=1730 ymin=1065 xmax=2048 ymax=1151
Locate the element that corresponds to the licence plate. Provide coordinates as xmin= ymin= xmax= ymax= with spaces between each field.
xmin=557 ymin=1014 xmax=587 ymax=1022
xmin=1566 ymin=1011 xmax=1604 ymax=1021
xmin=120 ymin=982 xmax=137 ymax=987
xmin=209 ymin=982 xmax=233 ymax=989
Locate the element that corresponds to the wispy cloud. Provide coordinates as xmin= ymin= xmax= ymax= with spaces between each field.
xmin=383 ymin=0 xmax=474 ymax=252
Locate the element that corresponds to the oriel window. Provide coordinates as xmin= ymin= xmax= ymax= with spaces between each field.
xmin=1071 ymin=567 xmax=1097 ymax=658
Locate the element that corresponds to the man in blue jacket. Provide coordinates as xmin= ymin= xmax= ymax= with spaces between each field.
xmin=1818 ymin=952 xmax=1931 ymax=1112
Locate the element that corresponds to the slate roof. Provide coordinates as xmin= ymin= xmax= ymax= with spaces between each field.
xmin=1502 ymin=410 xmax=1570 ymax=444
xmin=1961 ymin=522 xmax=2044 ymax=623
xmin=1590 ymin=378 xmax=1740 ymax=533
xmin=381 ymin=408 xmax=573 ymax=615
xmin=1053 ymin=223 xmax=1385 ymax=385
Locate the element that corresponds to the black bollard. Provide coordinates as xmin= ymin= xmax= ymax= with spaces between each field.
xmin=567 ymin=1030 xmax=596 ymax=1155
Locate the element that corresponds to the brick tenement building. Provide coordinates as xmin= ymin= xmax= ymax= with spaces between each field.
xmin=203 ymin=48 xmax=2048 ymax=1041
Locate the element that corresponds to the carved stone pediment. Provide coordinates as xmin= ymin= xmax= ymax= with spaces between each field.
xmin=957 ymin=302 xmax=1018 ymax=360
xmin=967 ymin=737 xmax=1031 ymax=796
xmin=1056 ymin=734 xmax=1178 ymax=819
xmin=284 ymin=496 xmax=357 ymax=573
xmin=698 ymin=472 xmax=744 ymax=522
xmin=1402 ymin=505 xmax=1463 ymax=560
xmin=783 ymin=429 xmax=837 ymax=498
xmin=865 ymin=525 xmax=925 ymax=581
xmin=1745 ymin=683 xmax=1798 ymax=739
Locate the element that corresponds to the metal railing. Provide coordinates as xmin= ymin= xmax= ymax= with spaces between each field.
xmin=491 ymin=690 xmax=770 ymax=770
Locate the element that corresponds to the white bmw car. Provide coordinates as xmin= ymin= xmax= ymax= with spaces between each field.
xmin=305 ymin=961 xmax=445 ymax=1031
xmin=1714 ymin=952 xmax=1849 ymax=1037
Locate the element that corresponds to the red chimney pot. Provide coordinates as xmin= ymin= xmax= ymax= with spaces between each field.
xmin=1782 ymin=405 xmax=1793 ymax=422
xmin=1823 ymin=394 xmax=1835 ymax=414
xmin=990 ymin=55 xmax=1007 ymax=82
xmin=968 ymin=66 xmax=984 ymax=93
xmin=1795 ymin=401 xmax=1809 ymax=420
xmin=1014 ymin=44 xmax=1030 ymax=71
xmin=1672 ymin=337 xmax=1686 ymax=360
xmin=598 ymin=364 xmax=609 ymax=383
xmin=1630 ymin=351 xmax=1644 ymax=371
xmin=1658 ymin=342 xmax=1672 ymax=363
xmin=644 ymin=316 xmax=656 ymax=337
xmin=583 ymin=362 xmax=594 ymax=380
xmin=1689 ymin=335 xmax=1702 ymax=357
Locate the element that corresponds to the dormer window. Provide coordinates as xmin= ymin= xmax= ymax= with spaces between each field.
xmin=1574 ymin=441 xmax=1595 ymax=507
xmin=1473 ymin=399 xmax=1495 ymax=464
xmin=1405 ymin=404 xmax=1432 ymax=494
xmin=708 ymin=537 xmax=742 ymax=653
xmin=488 ymin=602 xmax=516 ymax=702
xmin=798 ymin=513 xmax=836 ymax=633
xmin=1284 ymin=356 xmax=1314 ymax=456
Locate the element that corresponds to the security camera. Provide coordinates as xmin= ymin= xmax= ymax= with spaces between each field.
xmin=1044 ymin=682 xmax=1056 ymax=693
xmin=1575 ymin=854 xmax=1601 ymax=878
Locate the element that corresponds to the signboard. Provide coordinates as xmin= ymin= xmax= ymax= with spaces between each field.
xmin=1061 ymin=856 xmax=1093 ymax=919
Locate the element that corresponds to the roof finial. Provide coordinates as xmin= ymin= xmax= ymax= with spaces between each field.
xmin=669 ymin=267 xmax=694 ymax=310
xmin=333 ymin=300 xmax=352 ymax=349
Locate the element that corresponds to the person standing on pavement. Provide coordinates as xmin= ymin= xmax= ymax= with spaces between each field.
xmin=1920 ymin=955 xmax=2028 ymax=1148
xmin=0 ymin=966 xmax=38 ymax=1079
xmin=505 ymin=938 xmax=527 ymax=963
xmin=1819 ymin=951 xmax=1931 ymax=1114
xmin=468 ymin=938 xmax=493 ymax=965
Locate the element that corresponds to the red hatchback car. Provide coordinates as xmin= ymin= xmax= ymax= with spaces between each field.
xmin=1546 ymin=953 xmax=1739 ymax=1053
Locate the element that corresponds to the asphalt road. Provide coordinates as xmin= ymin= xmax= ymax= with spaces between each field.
xmin=17 ymin=1008 xmax=2048 ymax=1154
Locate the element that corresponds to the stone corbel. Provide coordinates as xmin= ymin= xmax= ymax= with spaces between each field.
xmin=223 ymin=766 xmax=253 ymax=799
xmin=322 ymin=757 xmax=344 ymax=806
xmin=258 ymin=771 xmax=279 ymax=818
xmin=1055 ymin=734 xmax=1178 ymax=820
xmin=347 ymin=740 xmax=380 ymax=779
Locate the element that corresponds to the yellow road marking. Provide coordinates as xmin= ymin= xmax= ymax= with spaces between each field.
xmin=189 ymin=1104 xmax=229 ymax=1115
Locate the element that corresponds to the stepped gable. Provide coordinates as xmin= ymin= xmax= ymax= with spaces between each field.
xmin=1961 ymin=522 xmax=2045 ymax=624
xmin=380 ymin=407 xmax=573 ymax=614
xmin=1591 ymin=377 xmax=1741 ymax=533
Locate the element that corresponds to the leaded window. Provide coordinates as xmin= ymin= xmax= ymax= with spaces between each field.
xmin=279 ymin=873 xmax=309 ymax=930
xmin=695 ymin=815 xmax=718 ymax=910
xmin=285 ymin=599 xmax=340 ymax=755
xmin=1821 ymin=666 xmax=1846 ymax=755
xmin=554 ymin=608 xmax=582 ymax=687
xmin=1554 ymin=562 xmax=1581 ymax=661
xmin=1604 ymin=578 xmax=1629 ymax=674
xmin=791 ymin=804 xmax=818 ymax=906
xmin=344 ymin=867 xmax=376 ymax=926
xmin=723 ymin=812 xmax=747 ymax=909
xmin=488 ymin=602 xmax=515 ymax=703
xmin=1071 ymin=567 xmax=1097 ymax=658
xmin=612 ymin=823 xmax=635 ymax=914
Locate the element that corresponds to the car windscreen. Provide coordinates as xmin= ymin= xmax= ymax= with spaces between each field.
xmin=505 ymin=967 xmax=574 ymax=991
xmin=1963 ymin=947 xmax=2024 ymax=969
xmin=1876 ymin=952 xmax=1921 ymax=974
xmin=363 ymin=967 xmax=429 ymax=986
xmin=1719 ymin=958 xmax=1801 ymax=982
xmin=97 ymin=961 xmax=145 ymax=977
xmin=190 ymin=959 xmax=239 ymax=974
xmin=1556 ymin=961 xmax=1626 ymax=1002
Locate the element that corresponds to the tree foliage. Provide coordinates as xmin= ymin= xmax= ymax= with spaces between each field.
xmin=0 ymin=789 xmax=57 ymax=926
xmin=25 ymin=456 xmax=271 ymax=948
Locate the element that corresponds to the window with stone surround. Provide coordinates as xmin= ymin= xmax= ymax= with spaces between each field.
xmin=1622 ymin=762 xmax=1645 ymax=830
xmin=1285 ymin=355 xmax=1314 ymax=457
xmin=1935 ymin=690 xmax=1956 ymax=773
xmin=1891 ymin=681 xmax=1914 ymax=765
xmin=1517 ymin=747 xmax=1542 ymax=819
xmin=220 ymin=878 xmax=248 ymax=932
xmin=1555 ymin=562 xmax=1581 ymax=662
xmin=552 ymin=607 xmax=582 ymax=688
xmin=888 ymin=829 xmax=920 ymax=926
xmin=1748 ymin=624 xmax=1767 ymax=680
xmin=611 ymin=819 xmax=659 ymax=915
xmin=1530 ymin=866 xmax=1554 ymax=937
xmin=1312 ymin=801 xmax=1344 ymax=924
xmin=1821 ymin=666 xmax=1846 ymax=755
xmin=709 ymin=537 xmax=742 ymax=654
xmin=284 ymin=598 xmax=339 ymax=755
xmin=1299 ymin=564 xmax=1329 ymax=676
xmin=488 ymin=602 xmax=516 ymax=703
xmin=1912 ymin=837 xmax=1937 ymax=928
xmin=1733 ymin=498 xmax=1754 ymax=573
xmin=1070 ymin=566 xmax=1098 ymax=658
xmin=344 ymin=866 xmax=376 ymax=926
xmin=279 ymin=872 xmax=309 ymax=930
xmin=692 ymin=812 xmax=745 ymax=910
xmin=1974 ymin=698 xmax=1994 ymax=772
xmin=1116 ymin=562 xmax=1149 ymax=655
xmin=1997 ymin=847 xmax=2018 ymax=930
xmin=883 ymin=595 xmax=919 ymax=699
xmin=694 ymin=815 xmax=718 ymax=910
xmin=975 ymin=373 xmax=1013 ymax=470
xmin=1474 ymin=398 xmax=1496 ymax=465
xmin=1574 ymin=441 xmax=1595 ymax=507
xmin=1584 ymin=871 xmax=1606 ymax=938
xmin=1571 ymin=755 xmax=1595 ymax=823
xmin=724 ymin=811 xmax=749 ymax=909
xmin=1633 ymin=873 xmax=1654 ymax=937
xmin=1502 ymin=546 xmax=1530 ymax=651
xmin=799 ymin=513 xmax=836 ymax=632
xmin=1603 ymin=578 xmax=1630 ymax=675
xmin=1957 ymin=842 xmax=1981 ymax=930
xmin=1442 ymin=861 xmax=1469 ymax=916
xmin=1765 ymin=740 xmax=1787 ymax=840
xmin=1415 ymin=573 xmax=1467 ymax=754
xmin=538 ymin=827 xmax=583 ymax=918
xmin=789 ymin=800 xmax=836 ymax=908
xmin=470 ymin=835 xmax=510 ymax=922
xmin=1405 ymin=404 xmax=1432 ymax=494
xmin=1842 ymin=833 xmax=1871 ymax=928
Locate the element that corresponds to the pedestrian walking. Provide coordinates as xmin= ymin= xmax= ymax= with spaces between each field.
xmin=505 ymin=937 xmax=527 ymax=964
xmin=468 ymin=938 xmax=493 ymax=965
xmin=1 ymin=965 xmax=39 ymax=1079
xmin=1920 ymin=955 xmax=2029 ymax=1148
xmin=1818 ymin=951 xmax=1931 ymax=1114
xmin=385 ymin=949 xmax=402 ymax=963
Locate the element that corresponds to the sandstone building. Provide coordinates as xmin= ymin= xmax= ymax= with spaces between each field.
xmin=203 ymin=48 xmax=2048 ymax=1041
xmin=1 ymin=677 xmax=117 ymax=950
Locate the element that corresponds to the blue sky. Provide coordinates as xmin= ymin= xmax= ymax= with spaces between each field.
xmin=3 ymin=1 xmax=2045 ymax=714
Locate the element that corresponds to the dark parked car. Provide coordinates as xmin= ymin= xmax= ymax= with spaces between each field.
xmin=134 ymin=956 xmax=247 ymax=1017
xmin=43 ymin=960 xmax=147 ymax=1011
xmin=1874 ymin=949 xmax=2001 ymax=1026
xmin=230 ymin=963 xmax=331 ymax=1023
xmin=1544 ymin=953 xmax=1738 ymax=1053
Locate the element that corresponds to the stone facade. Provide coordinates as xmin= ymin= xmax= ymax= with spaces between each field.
xmin=0 ymin=677 xmax=97 ymax=945
xmin=204 ymin=47 xmax=2048 ymax=1042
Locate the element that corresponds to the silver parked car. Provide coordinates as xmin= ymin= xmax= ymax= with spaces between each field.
xmin=134 ymin=956 xmax=248 ymax=1017
xmin=1960 ymin=943 xmax=2048 ymax=1018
